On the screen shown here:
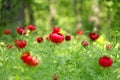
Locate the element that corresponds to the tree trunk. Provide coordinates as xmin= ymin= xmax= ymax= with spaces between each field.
xmin=0 ymin=0 xmax=3 ymax=25
xmin=1 ymin=0 xmax=12 ymax=26
xmin=0 ymin=0 xmax=25 ymax=37
xmin=73 ymin=0 xmax=82 ymax=30
xmin=25 ymin=0 xmax=34 ymax=25
xmin=90 ymin=0 xmax=101 ymax=32
xmin=15 ymin=0 xmax=25 ymax=26
xmin=0 ymin=0 xmax=25 ymax=26
xmin=107 ymin=6 xmax=111 ymax=29
xmin=28 ymin=5 xmax=34 ymax=25
xmin=49 ymin=0 xmax=56 ymax=28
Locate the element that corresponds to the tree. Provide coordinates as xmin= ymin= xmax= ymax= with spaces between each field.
xmin=73 ymin=0 xmax=83 ymax=30
xmin=89 ymin=0 xmax=101 ymax=32
xmin=24 ymin=0 xmax=34 ymax=25
xmin=49 ymin=0 xmax=56 ymax=28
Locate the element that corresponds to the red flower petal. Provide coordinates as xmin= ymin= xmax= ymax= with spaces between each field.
xmin=52 ymin=27 xmax=60 ymax=33
xmin=88 ymin=32 xmax=99 ymax=41
xmin=16 ymin=26 xmax=26 ymax=35
xmin=3 ymin=29 xmax=11 ymax=35
xmin=49 ymin=33 xmax=64 ymax=43
xmin=27 ymin=25 xmax=36 ymax=31
xmin=81 ymin=41 xmax=89 ymax=46
xmin=36 ymin=37 xmax=43 ymax=43
xmin=106 ymin=44 xmax=111 ymax=50
xmin=65 ymin=35 xmax=71 ymax=41
xmin=14 ymin=40 xmax=27 ymax=49
xmin=99 ymin=56 xmax=113 ymax=67
xmin=77 ymin=30 xmax=84 ymax=36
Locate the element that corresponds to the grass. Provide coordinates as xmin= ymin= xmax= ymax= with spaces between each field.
xmin=0 ymin=30 xmax=120 ymax=80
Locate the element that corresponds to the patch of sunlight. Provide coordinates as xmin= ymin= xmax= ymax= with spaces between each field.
xmin=24 ymin=8 xmax=30 ymax=24
xmin=60 ymin=29 xmax=67 ymax=34
xmin=33 ymin=41 xmax=37 ymax=45
xmin=15 ymin=74 xmax=20 ymax=80
xmin=96 ymin=34 xmax=107 ymax=45
xmin=59 ymin=17 xmax=73 ymax=25
xmin=25 ymin=30 xmax=30 ymax=36
xmin=115 ymin=43 xmax=120 ymax=48
xmin=34 ymin=0 xmax=42 ymax=4
xmin=0 ymin=42 xmax=5 ymax=46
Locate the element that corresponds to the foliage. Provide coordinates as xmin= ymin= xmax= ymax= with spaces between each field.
xmin=0 ymin=27 xmax=120 ymax=80
xmin=0 ymin=0 xmax=120 ymax=35
xmin=0 ymin=0 xmax=120 ymax=79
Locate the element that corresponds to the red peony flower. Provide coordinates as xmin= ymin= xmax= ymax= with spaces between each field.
xmin=36 ymin=37 xmax=43 ymax=43
xmin=49 ymin=33 xmax=64 ymax=43
xmin=65 ymin=35 xmax=71 ymax=41
xmin=99 ymin=56 xmax=113 ymax=67
xmin=46 ymin=36 xmax=50 ymax=41
xmin=6 ymin=44 xmax=13 ymax=49
xmin=21 ymin=52 xmax=39 ymax=66
xmin=3 ymin=29 xmax=11 ymax=35
xmin=14 ymin=40 xmax=27 ymax=49
xmin=53 ymin=75 xmax=58 ymax=80
xmin=77 ymin=30 xmax=84 ymax=36
xmin=88 ymin=32 xmax=99 ymax=41
xmin=27 ymin=25 xmax=36 ymax=31
xmin=52 ymin=27 xmax=60 ymax=33
xmin=21 ymin=52 xmax=30 ymax=63
xmin=81 ymin=41 xmax=89 ymax=46
xmin=16 ymin=26 xmax=26 ymax=35
xmin=24 ymin=56 xmax=39 ymax=66
xmin=106 ymin=44 xmax=111 ymax=50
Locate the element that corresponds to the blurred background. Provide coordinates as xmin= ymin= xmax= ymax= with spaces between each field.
xmin=0 ymin=0 xmax=120 ymax=36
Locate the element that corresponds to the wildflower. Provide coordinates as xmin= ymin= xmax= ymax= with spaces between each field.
xmin=88 ymin=32 xmax=99 ymax=41
xmin=106 ymin=44 xmax=111 ymax=50
xmin=16 ymin=26 xmax=26 ymax=35
xmin=36 ymin=37 xmax=43 ymax=43
xmin=49 ymin=33 xmax=64 ymax=43
xmin=6 ymin=44 xmax=13 ymax=49
xmin=65 ymin=35 xmax=71 ymax=41
xmin=77 ymin=30 xmax=84 ymax=36
xmin=27 ymin=25 xmax=36 ymax=31
xmin=24 ymin=56 xmax=39 ymax=66
xmin=81 ymin=41 xmax=89 ymax=46
xmin=3 ymin=29 xmax=11 ymax=35
xmin=99 ymin=56 xmax=113 ymax=67
xmin=53 ymin=75 xmax=58 ymax=80
xmin=46 ymin=36 xmax=50 ymax=41
xmin=14 ymin=40 xmax=27 ymax=49
xmin=21 ymin=52 xmax=39 ymax=66
xmin=52 ymin=27 xmax=60 ymax=33
xmin=21 ymin=52 xmax=30 ymax=63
